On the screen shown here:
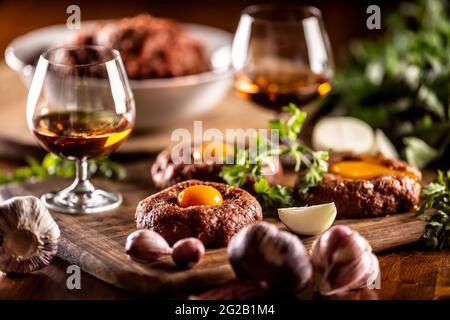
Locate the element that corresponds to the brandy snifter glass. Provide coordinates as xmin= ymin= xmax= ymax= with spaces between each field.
xmin=27 ymin=45 xmax=135 ymax=214
xmin=232 ymin=4 xmax=334 ymax=112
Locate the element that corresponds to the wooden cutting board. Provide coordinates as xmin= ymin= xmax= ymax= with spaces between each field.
xmin=0 ymin=166 xmax=427 ymax=296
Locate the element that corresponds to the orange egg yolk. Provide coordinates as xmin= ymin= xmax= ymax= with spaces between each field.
xmin=193 ymin=142 xmax=234 ymax=162
xmin=177 ymin=185 xmax=223 ymax=207
xmin=318 ymin=82 xmax=332 ymax=96
xmin=330 ymin=159 xmax=419 ymax=180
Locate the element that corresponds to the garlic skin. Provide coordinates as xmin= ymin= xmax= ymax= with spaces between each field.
xmin=0 ymin=196 xmax=60 ymax=274
xmin=172 ymin=237 xmax=205 ymax=269
xmin=311 ymin=225 xmax=379 ymax=296
xmin=125 ymin=230 xmax=172 ymax=262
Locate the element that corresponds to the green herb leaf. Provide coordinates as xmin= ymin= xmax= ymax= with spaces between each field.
xmin=403 ymin=137 xmax=440 ymax=169
xmin=0 ymin=153 xmax=126 ymax=185
xmin=297 ymin=150 xmax=329 ymax=193
xmin=416 ymin=169 xmax=450 ymax=249
xmin=254 ymin=178 xmax=297 ymax=215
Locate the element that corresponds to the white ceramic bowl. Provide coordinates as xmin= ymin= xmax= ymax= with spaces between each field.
xmin=5 ymin=21 xmax=234 ymax=130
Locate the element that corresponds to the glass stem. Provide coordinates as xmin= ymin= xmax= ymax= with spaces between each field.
xmin=72 ymin=159 xmax=95 ymax=194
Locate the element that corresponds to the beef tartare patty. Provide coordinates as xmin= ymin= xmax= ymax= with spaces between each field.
xmin=151 ymin=145 xmax=282 ymax=189
xmin=135 ymin=180 xmax=263 ymax=247
xmin=296 ymin=154 xmax=422 ymax=218
xmin=151 ymin=149 xmax=223 ymax=189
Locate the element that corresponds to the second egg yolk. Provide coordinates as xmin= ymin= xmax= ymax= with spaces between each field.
xmin=330 ymin=159 xmax=419 ymax=181
xmin=193 ymin=142 xmax=234 ymax=162
xmin=177 ymin=185 xmax=223 ymax=207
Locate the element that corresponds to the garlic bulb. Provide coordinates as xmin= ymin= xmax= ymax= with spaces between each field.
xmin=228 ymin=221 xmax=312 ymax=294
xmin=311 ymin=225 xmax=379 ymax=296
xmin=125 ymin=230 xmax=172 ymax=262
xmin=0 ymin=196 xmax=60 ymax=274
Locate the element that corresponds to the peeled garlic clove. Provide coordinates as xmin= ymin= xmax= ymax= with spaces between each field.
xmin=312 ymin=117 xmax=374 ymax=154
xmin=125 ymin=230 xmax=172 ymax=262
xmin=0 ymin=196 xmax=60 ymax=274
xmin=311 ymin=225 xmax=379 ymax=296
xmin=278 ymin=203 xmax=337 ymax=236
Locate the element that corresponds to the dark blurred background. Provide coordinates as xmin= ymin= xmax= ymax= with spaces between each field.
xmin=0 ymin=0 xmax=409 ymax=64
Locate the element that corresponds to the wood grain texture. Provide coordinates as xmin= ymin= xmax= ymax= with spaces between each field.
xmin=0 ymin=171 xmax=426 ymax=296
xmin=0 ymin=257 xmax=134 ymax=300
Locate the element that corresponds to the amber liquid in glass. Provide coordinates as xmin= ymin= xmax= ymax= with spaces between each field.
xmin=32 ymin=110 xmax=132 ymax=160
xmin=234 ymin=69 xmax=331 ymax=111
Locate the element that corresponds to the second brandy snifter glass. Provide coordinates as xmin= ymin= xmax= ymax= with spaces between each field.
xmin=232 ymin=4 xmax=334 ymax=112
xmin=26 ymin=45 xmax=135 ymax=214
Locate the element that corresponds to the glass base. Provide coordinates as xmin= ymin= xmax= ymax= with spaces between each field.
xmin=41 ymin=188 xmax=122 ymax=214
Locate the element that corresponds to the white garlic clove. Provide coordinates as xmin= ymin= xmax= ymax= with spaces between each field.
xmin=125 ymin=229 xmax=173 ymax=262
xmin=278 ymin=203 xmax=337 ymax=236
xmin=0 ymin=196 xmax=60 ymax=274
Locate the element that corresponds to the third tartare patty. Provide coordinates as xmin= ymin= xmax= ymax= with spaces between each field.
xmin=296 ymin=153 xmax=422 ymax=218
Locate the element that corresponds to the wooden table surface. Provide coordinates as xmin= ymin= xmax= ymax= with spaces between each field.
xmin=1 ymin=245 xmax=449 ymax=300
xmin=0 ymin=156 xmax=449 ymax=300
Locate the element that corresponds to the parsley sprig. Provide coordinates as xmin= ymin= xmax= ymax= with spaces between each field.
xmin=416 ymin=170 xmax=450 ymax=249
xmin=270 ymin=104 xmax=329 ymax=193
xmin=221 ymin=149 xmax=262 ymax=188
xmin=221 ymin=103 xmax=329 ymax=215
xmin=253 ymin=178 xmax=297 ymax=213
